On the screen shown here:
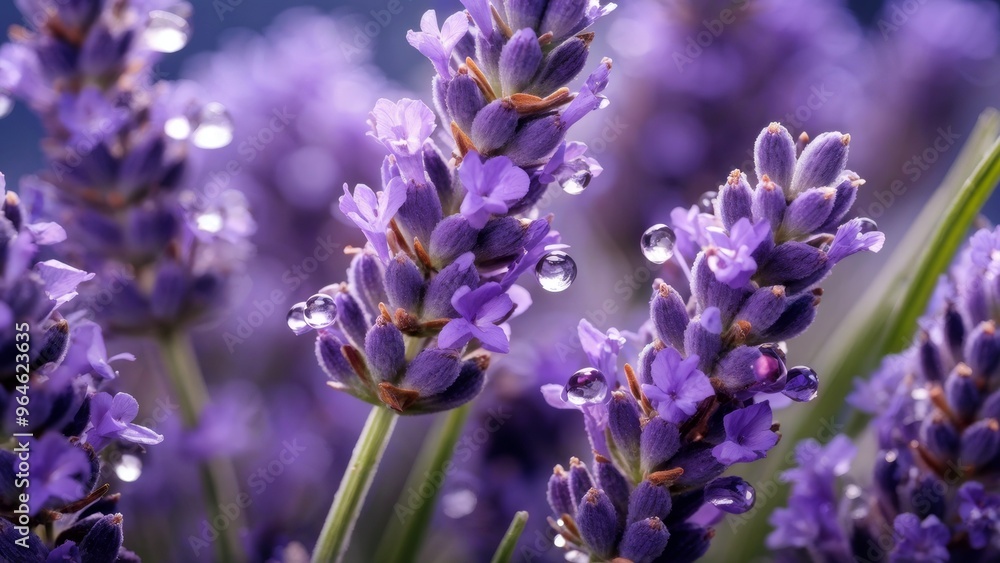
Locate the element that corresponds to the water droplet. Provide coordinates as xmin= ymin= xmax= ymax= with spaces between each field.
xmin=195 ymin=210 xmax=224 ymax=234
xmin=164 ymin=115 xmax=193 ymax=140
xmin=640 ymin=224 xmax=677 ymax=264
xmin=553 ymin=535 xmax=567 ymax=548
xmin=857 ymin=218 xmax=878 ymax=234
xmin=287 ymin=302 xmax=310 ymax=335
xmin=753 ymin=346 xmax=787 ymax=393
xmin=0 ymin=92 xmax=13 ymax=119
xmin=598 ymin=97 xmax=611 ymax=110
xmin=441 ymin=488 xmax=477 ymax=519
xmin=304 ymin=294 xmax=337 ymax=329
xmin=698 ymin=190 xmax=717 ymax=213
xmin=191 ymin=102 xmax=234 ymax=149
xmin=561 ymin=368 xmax=608 ymax=406
xmin=535 ymin=251 xmax=576 ymax=292
xmin=565 ymin=551 xmax=589 ymax=563
xmin=560 ymin=170 xmax=592 ymax=195
xmin=884 ymin=449 xmax=898 ymax=463
xmin=782 ymin=366 xmax=819 ymax=402
xmin=143 ymin=10 xmax=190 ymax=53
xmin=705 ymin=477 xmax=755 ymax=514
xmin=115 ymin=454 xmax=143 ymax=482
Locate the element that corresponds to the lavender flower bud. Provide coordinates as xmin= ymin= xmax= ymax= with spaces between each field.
xmin=620 ymin=518 xmax=671 ymax=563
xmin=640 ymin=416 xmax=681 ymax=475
xmin=754 ymin=122 xmax=797 ymax=191
xmin=79 ymin=514 xmax=124 ymax=562
xmin=568 ymin=457 xmax=595 ymax=507
xmin=791 ymin=131 xmax=850 ymax=194
xmin=651 ymin=283 xmax=690 ymax=353
xmin=736 ymin=286 xmax=787 ymax=342
xmin=817 ymin=172 xmax=863 ymax=232
xmin=692 ymin=256 xmax=750 ymax=324
xmin=714 ymin=346 xmax=762 ymax=393
xmin=446 ymin=73 xmax=486 ymax=132
xmin=335 ymin=292 xmax=371 ymax=350
xmin=475 ymin=217 xmax=531 ymax=265
xmin=637 ymin=343 xmax=658 ymax=385
xmin=609 ymin=390 xmax=642 ymax=472
xmin=423 ymin=253 xmax=478 ymax=318
xmin=499 ymin=28 xmax=543 ymax=96
xmin=348 ymin=252 xmax=388 ymax=319
xmin=548 ymin=465 xmax=575 ymax=516
xmin=385 ymin=254 xmax=425 ymax=314
xmin=757 ymin=242 xmax=829 ymax=292
xmin=423 ymin=145 xmax=454 ymax=204
xmin=960 ymin=419 xmax=1000 ymax=469
xmin=670 ymin=445 xmax=725 ymax=489
xmin=401 ymin=348 xmax=461 ymax=396
xmin=417 ymin=356 xmax=488 ymax=412
xmin=910 ymin=476 xmax=946 ymax=520
xmin=665 ymin=525 xmax=713 ymax=562
xmin=533 ymin=36 xmax=589 ymax=96
xmin=717 ymin=170 xmax=753 ymax=230
xmin=471 ymin=99 xmax=519 ymax=154
xmin=541 ymin=0 xmax=588 ymax=41
xmin=781 ymin=187 xmax=838 ymax=238
xmin=945 ymin=364 xmax=980 ymax=422
xmin=685 ymin=309 xmax=723 ymax=374
xmin=397 ymin=181 xmax=444 ymax=243
xmin=577 ymin=488 xmax=618 ymax=558
xmin=752 ymin=177 xmax=787 ymax=233
xmin=626 ymin=480 xmax=672 ymax=526
xmin=595 ymin=455 xmax=631 ymax=516
xmin=965 ymin=321 xmax=1000 ymax=381
xmin=764 ymin=293 xmax=819 ymax=342
xmin=918 ymin=333 xmax=945 ymax=382
xmin=504 ymin=115 xmax=565 ymax=166
xmin=506 ymin=0 xmax=546 ymax=30
xmin=945 ymin=304 xmax=966 ymax=361
xmin=316 ymin=333 xmax=362 ymax=392
xmin=429 ymin=216 xmax=479 ymax=266
xmin=920 ymin=414 xmax=959 ymax=463
xmin=983 ymin=390 xmax=1000 ymax=421
xmin=364 ymin=317 xmax=406 ymax=384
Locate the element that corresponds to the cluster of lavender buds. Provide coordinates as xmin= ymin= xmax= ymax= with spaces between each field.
xmin=769 ymin=225 xmax=1000 ymax=562
xmin=0 ymin=0 xmax=254 ymax=333
xmin=292 ymin=0 xmax=617 ymax=414
xmin=540 ymin=122 xmax=885 ymax=562
xmin=0 ymin=176 xmax=162 ymax=559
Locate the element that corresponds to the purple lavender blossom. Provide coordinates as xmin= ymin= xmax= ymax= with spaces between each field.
xmin=85 ymin=392 xmax=164 ymax=451
xmin=438 ymin=283 xmax=515 ymax=353
xmin=339 ymin=181 xmax=408 ymax=263
xmin=542 ymin=123 xmax=881 ymax=561
xmin=457 ymin=152 xmax=530 ymax=229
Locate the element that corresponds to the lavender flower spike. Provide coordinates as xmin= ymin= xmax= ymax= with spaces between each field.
xmin=297 ymin=0 xmax=617 ymax=415
xmin=770 ymin=224 xmax=1000 ymax=562
xmin=541 ymin=124 xmax=881 ymax=562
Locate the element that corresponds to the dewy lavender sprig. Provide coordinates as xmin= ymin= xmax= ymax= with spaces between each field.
xmin=293 ymin=0 xmax=616 ymax=415
xmin=769 ymin=225 xmax=1000 ymax=562
xmin=0 ymin=174 xmax=161 ymax=559
xmin=540 ymin=123 xmax=884 ymax=562
xmin=0 ymin=0 xmax=253 ymax=333
xmin=304 ymin=1 xmax=616 ymax=561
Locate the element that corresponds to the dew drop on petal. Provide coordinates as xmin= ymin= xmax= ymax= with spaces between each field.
xmin=143 ymin=10 xmax=191 ymax=53
xmin=115 ymin=454 xmax=143 ymax=483
xmin=560 ymin=170 xmax=592 ymax=195
xmin=562 ymin=368 xmax=608 ymax=406
xmin=753 ymin=346 xmax=787 ymax=392
xmin=441 ymin=488 xmax=477 ymax=519
xmin=535 ymin=251 xmax=576 ymax=292
xmin=287 ymin=302 xmax=310 ymax=335
xmin=782 ymin=366 xmax=819 ymax=402
xmin=598 ymin=97 xmax=610 ymax=110
xmin=304 ymin=294 xmax=337 ymax=329
xmin=553 ymin=535 xmax=567 ymax=548
xmin=698 ymin=190 xmax=717 ymax=213
xmin=706 ymin=478 xmax=755 ymax=514
xmin=857 ymin=218 xmax=878 ymax=234
xmin=164 ymin=115 xmax=193 ymax=140
xmin=641 ymin=224 xmax=677 ymax=264
xmin=191 ymin=102 xmax=234 ymax=149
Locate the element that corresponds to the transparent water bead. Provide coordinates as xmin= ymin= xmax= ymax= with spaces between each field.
xmin=641 ymin=224 xmax=677 ymax=264
xmin=561 ymin=368 xmax=608 ymax=405
xmin=115 ymin=454 xmax=143 ymax=483
xmin=535 ymin=251 xmax=577 ymax=292
xmin=698 ymin=190 xmax=717 ymax=213
xmin=287 ymin=302 xmax=310 ymax=335
xmin=857 ymin=218 xmax=879 ymax=234
xmin=304 ymin=294 xmax=337 ymax=329
xmin=144 ymin=10 xmax=191 ymax=53
xmin=783 ymin=366 xmax=819 ymax=402
xmin=561 ymin=170 xmax=592 ymax=195
xmin=191 ymin=103 xmax=234 ymax=149
xmin=754 ymin=345 xmax=787 ymax=393
xmin=164 ymin=114 xmax=193 ymax=140
xmin=705 ymin=477 xmax=756 ymax=514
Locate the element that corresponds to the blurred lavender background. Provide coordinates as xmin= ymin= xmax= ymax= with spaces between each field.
xmin=3 ymin=0 xmax=1000 ymax=561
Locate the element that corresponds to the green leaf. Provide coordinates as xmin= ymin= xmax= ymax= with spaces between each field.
xmin=716 ymin=109 xmax=1000 ymax=561
xmin=490 ymin=511 xmax=529 ymax=563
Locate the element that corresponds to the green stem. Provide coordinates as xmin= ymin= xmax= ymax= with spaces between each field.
xmin=490 ymin=511 xmax=529 ymax=563
xmin=158 ymin=329 xmax=245 ymax=563
xmin=312 ymin=405 xmax=398 ymax=563
xmin=377 ymin=403 xmax=472 ymax=563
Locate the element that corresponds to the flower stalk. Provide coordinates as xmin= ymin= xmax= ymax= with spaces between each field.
xmin=312 ymin=406 xmax=399 ymax=563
